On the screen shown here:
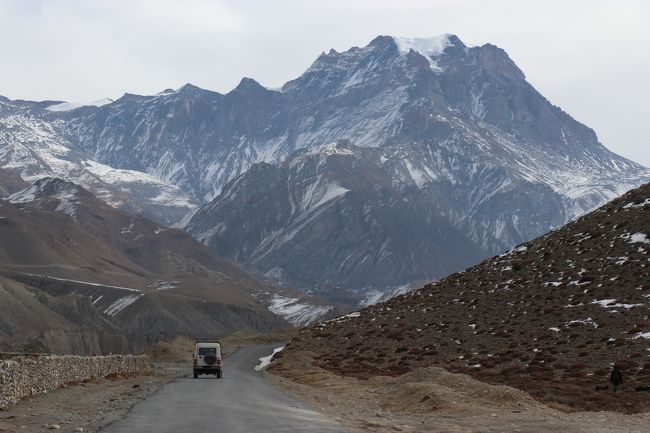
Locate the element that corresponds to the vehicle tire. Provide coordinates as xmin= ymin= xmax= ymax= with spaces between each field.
xmin=193 ymin=370 xmax=198 ymax=379
xmin=217 ymin=370 xmax=222 ymax=379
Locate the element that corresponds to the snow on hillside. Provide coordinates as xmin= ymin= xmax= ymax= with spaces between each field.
xmin=267 ymin=294 xmax=333 ymax=326
xmin=104 ymin=294 xmax=144 ymax=316
xmin=305 ymin=142 xmax=355 ymax=157
xmin=45 ymin=98 xmax=113 ymax=112
xmin=0 ymin=112 xmax=195 ymax=224
xmin=252 ymin=292 xmax=334 ymax=326
xmin=360 ymin=284 xmax=416 ymax=307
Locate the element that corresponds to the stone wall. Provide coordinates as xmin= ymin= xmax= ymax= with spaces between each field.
xmin=0 ymin=353 xmax=150 ymax=408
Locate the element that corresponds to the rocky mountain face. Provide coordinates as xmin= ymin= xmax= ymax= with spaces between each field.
xmin=186 ymin=141 xmax=487 ymax=293
xmin=277 ymin=182 xmax=650 ymax=413
xmin=0 ymin=97 xmax=196 ymax=226
xmin=0 ymin=168 xmax=28 ymax=196
xmin=53 ymin=35 xmax=648 ymax=208
xmin=0 ymin=275 xmax=129 ymax=355
xmin=182 ymin=35 xmax=646 ymax=298
xmin=1 ymin=34 xmax=648 ymax=302
xmin=0 ymin=178 xmax=295 ymax=353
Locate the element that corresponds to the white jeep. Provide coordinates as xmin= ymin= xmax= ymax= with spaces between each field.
xmin=192 ymin=339 xmax=223 ymax=379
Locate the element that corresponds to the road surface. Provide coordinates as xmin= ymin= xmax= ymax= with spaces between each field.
xmin=101 ymin=344 xmax=347 ymax=433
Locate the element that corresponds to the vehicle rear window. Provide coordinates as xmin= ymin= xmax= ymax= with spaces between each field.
xmin=198 ymin=347 xmax=217 ymax=356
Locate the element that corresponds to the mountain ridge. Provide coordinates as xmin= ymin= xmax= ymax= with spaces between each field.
xmin=1 ymin=34 xmax=648 ymax=300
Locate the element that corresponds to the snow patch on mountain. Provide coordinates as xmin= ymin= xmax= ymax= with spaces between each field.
xmin=299 ymin=177 xmax=349 ymax=212
xmin=104 ymin=294 xmax=144 ymax=316
xmin=623 ymin=199 xmax=650 ymax=209
xmin=306 ymin=142 xmax=355 ymax=157
xmin=46 ymin=98 xmax=113 ymax=112
xmin=7 ymin=185 xmax=39 ymax=204
xmin=392 ymin=35 xmax=453 ymax=71
xmin=0 ymin=112 xmax=196 ymax=224
xmin=622 ymin=232 xmax=649 ymax=244
xmin=53 ymin=188 xmax=80 ymax=220
xmin=360 ymin=284 xmax=416 ymax=307
xmin=266 ymin=294 xmax=333 ymax=326
xmin=8 ymin=178 xmax=79 ymax=219
xmin=403 ymin=159 xmax=436 ymax=188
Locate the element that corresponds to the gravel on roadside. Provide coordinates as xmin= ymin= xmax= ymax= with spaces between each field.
xmin=0 ymin=363 xmax=188 ymax=433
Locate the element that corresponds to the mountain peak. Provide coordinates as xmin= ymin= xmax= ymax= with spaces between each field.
xmin=179 ymin=82 xmax=197 ymax=90
xmin=233 ymin=77 xmax=267 ymax=93
xmin=388 ymin=34 xmax=465 ymax=71
xmin=177 ymin=83 xmax=202 ymax=93
xmin=8 ymin=177 xmax=83 ymax=204
xmin=390 ymin=34 xmax=462 ymax=55
xmin=7 ymin=177 xmax=89 ymax=220
xmin=156 ymin=83 xmax=222 ymax=99
xmin=367 ymin=35 xmax=398 ymax=49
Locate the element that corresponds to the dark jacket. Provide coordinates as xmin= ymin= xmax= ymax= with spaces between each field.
xmin=610 ymin=368 xmax=623 ymax=385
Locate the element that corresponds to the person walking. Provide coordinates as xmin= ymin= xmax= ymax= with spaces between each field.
xmin=610 ymin=366 xmax=623 ymax=393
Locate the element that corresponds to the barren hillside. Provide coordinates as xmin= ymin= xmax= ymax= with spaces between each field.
xmin=0 ymin=178 xmax=289 ymax=353
xmin=276 ymin=182 xmax=650 ymax=413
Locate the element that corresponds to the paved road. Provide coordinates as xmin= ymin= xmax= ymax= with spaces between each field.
xmin=101 ymin=344 xmax=347 ymax=433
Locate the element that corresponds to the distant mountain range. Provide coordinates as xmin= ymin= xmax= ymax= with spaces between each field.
xmin=1 ymin=34 xmax=648 ymax=304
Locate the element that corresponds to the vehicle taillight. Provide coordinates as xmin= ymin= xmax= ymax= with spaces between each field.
xmin=193 ymin=358 xmax=197 ymax=365
xmin=217 ymin=357 xmax=222 ymax=365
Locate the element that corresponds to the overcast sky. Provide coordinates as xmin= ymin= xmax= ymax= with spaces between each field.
xmin=0 ymin=0 xmax=648 ymax=166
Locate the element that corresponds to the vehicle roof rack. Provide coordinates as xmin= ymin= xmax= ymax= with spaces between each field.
xmin=195 ymin=338 xmax=221 ymax=343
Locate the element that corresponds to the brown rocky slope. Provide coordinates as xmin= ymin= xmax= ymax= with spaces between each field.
xmin=0 ymin=275 xmax=129 ymax=354
xmin=0 ymin=178 xmax=289 ymax=354
xmin=275 ymin=182 xmax=650 ymax=413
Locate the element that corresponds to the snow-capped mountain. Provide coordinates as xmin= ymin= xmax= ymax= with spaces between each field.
xmin=1 ymin=34 xmax=648 ymax=301
xmin=181 ymin=35 xmax=647 ymax=297
xmin=0 ymin=96 xmax=196 ymax=225
xmin=44 ymin=34 xmax=644 ymax=208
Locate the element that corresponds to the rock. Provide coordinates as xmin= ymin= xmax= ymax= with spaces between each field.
xmin=0 ymin=355 xmax=150 ymax=409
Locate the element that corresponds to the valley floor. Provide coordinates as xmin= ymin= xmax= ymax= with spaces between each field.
xmin=269 ymin=351 xmax=650 ymax=433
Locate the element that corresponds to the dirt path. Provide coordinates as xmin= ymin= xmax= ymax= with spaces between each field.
xmin=270 ymin=351 xmax=650 ymax=433
xmin=0 ymin=364 xmax=185 ymax=433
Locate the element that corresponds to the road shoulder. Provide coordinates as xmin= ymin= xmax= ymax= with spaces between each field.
xmin=0 ymin=364 xmax=185 ymax=433
xmin=269 ymin=350 xmax=650 ymax=433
